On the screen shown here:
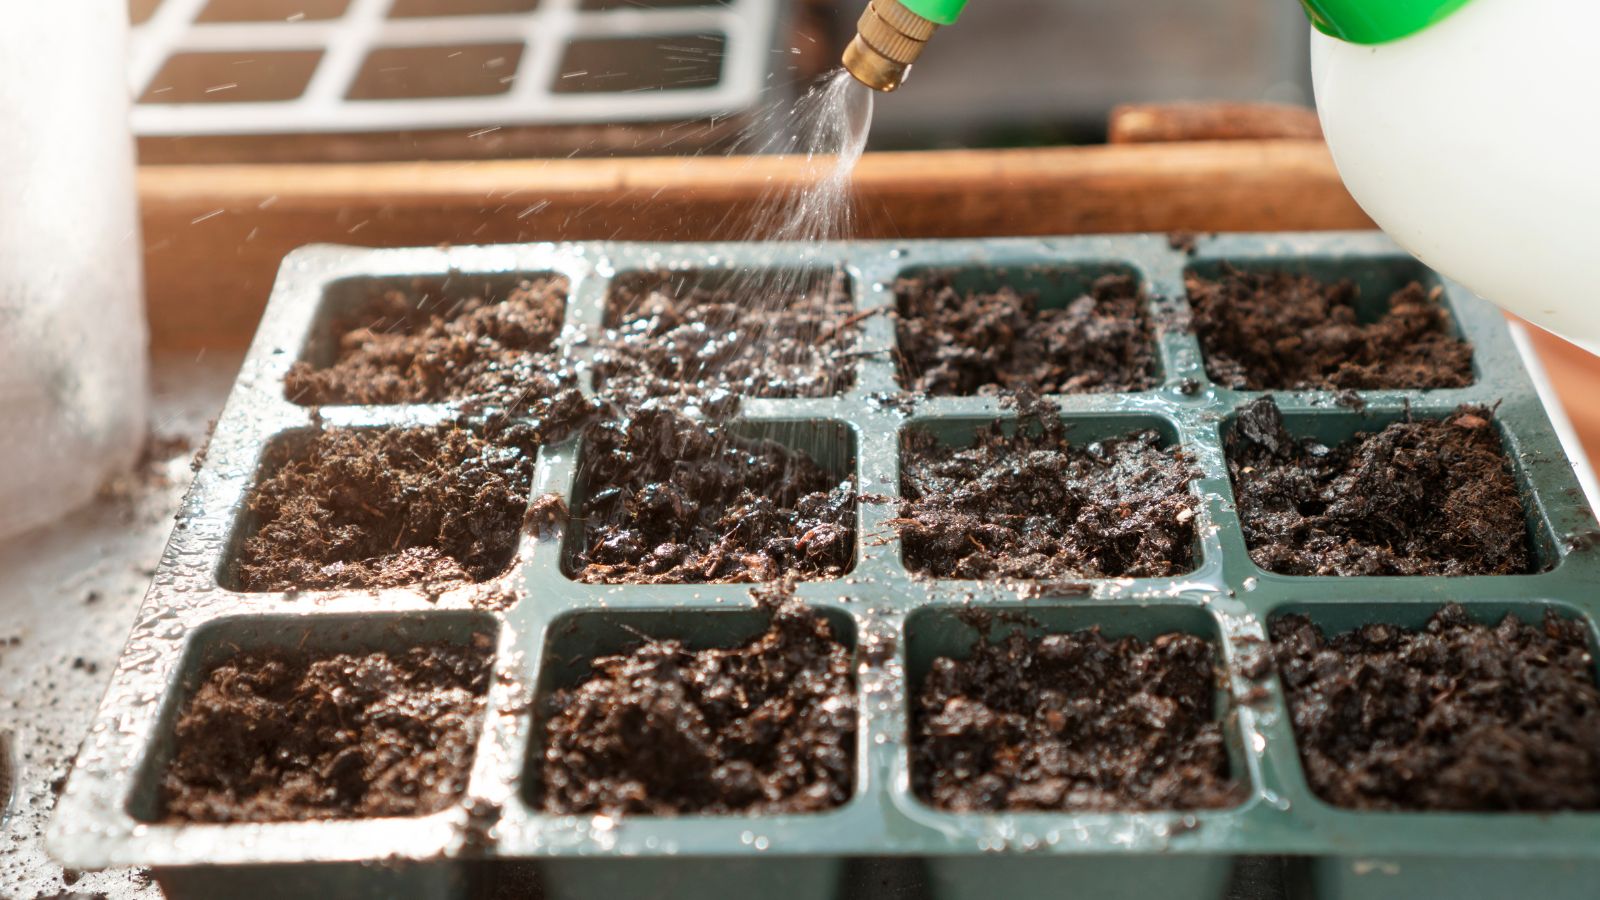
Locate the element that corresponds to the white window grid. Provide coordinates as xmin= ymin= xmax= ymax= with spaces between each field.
xmin=128 ymin=0 xmax=780 ymax=136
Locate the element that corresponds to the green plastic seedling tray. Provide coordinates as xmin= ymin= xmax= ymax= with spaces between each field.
xmin=48 ymin=233 xmax=1600 ymax=900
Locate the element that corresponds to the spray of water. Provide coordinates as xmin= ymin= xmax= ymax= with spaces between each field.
xmin=741 ymin=69 xmax=872 ymax=396
xmin=736 ymin=68 xmax=875 ymax=246
xmin=566 ymin=70 xmax=877 ymax=577
xmin=581 ymin=68 xmax=876 ymax=408
xmin=678 ymin=69 xmax=876 ymax=397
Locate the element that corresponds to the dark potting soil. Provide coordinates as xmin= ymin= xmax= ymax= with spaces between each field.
xmin=593 ymin=268 xmax=862 ymax=399
xmin=233 ymin=424 xmax=534 ymax=591
xmin=894 ymin=271 xmax=1157 ymax=396
xmin=285 ymin=277 xmax=577 ymax=406
xmin=568 ymin=406 xmax=855 ymax=584
xmin=539 ymin=590 xmax=855 ymax=816
xmin=1272 ymin=604 xmax=1600 ymax=811
xmin=1186 ymin=266 xmax=1473 ymax=390
xmin=897 ymin=395 xmax=1198 ymax=580
xmin=912 ymin=619 xmax=1238 ymax=812
xmin=159 ymin=638 xmax=492 ymax=823
xmin=1227 ymin=397 xmax=1531 ymax=576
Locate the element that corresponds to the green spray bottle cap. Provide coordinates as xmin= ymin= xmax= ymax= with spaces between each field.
xmin=1299 ymin=0 xmax=1475 ymax=44
xmin=896 ymin=0 xmax=1473 ymax=40
xmin=898 ymin=0 xmax=967 ymax=26
xmin=894 ymin=0 xmax=1472 ymax=45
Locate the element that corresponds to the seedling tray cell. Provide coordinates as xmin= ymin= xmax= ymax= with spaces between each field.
xmin=50 ymin=234 xmax=1600 ymax=900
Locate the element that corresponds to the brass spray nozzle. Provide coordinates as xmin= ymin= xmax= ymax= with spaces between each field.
xmin=842 ymin=0 xmax=941 ymax=92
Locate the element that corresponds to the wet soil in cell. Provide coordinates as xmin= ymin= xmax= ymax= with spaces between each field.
xmin=539 ymin=590 xmax=855 ymax=815
xmin=568 ymin=407 xmax=855 ymax=584
xmin=897 ymin=394 xmax=1199 ymax=580
xmin=1227 ymin=397 xmax=1532 ymax=576
xmin=285 ymin=276 xmax=578 ymax=407
xmin=233 ymin=424 xmax=534 ymax=591
xmin=159 ymin=638 xmax=492 ymax=822
xmin=894 ymin=271 xmax=1156 ymax=396
xmin=912 ymin=617 xmax=1238 ymax=812
xmin=593 ymin=268 xmax=862 ymax=400
xmin=1187 ymin=266 xmax=1474 ymax=390
xmin=1273 ymin=604 xmax=1600 ymax=811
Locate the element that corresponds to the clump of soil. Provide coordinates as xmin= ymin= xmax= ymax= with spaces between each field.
xmin=0 ymin=732 xmax=12 ymax=817
xmin=912 ymin=618 xmax=1237 ymax=812
xmin=234 ymin=424 xmax=534 ymax=591
xmin=285 ymin=277 xmax=577 ymax=406
xmin=894 ymin=271 xmax=1156 ymax=395
xmin=159 ymin=639 xmax=491 ymax=822
xmin=1187 ymin=266 xmax=1473 ymax=390
xmin=896 ymin=394 xmax=1198 ymax=579
xmin=1227 ymin=397 xmax=1531 ymax=576
xmin=1272 ymin=604 xmax=1600 ymax=811
xmin=539 ymin=590 xmax=855 ymax=815
xmin=593 ymin=269 xmax=861 ymax=399
xmin=569 ymin=406 xmax=855 ymax=583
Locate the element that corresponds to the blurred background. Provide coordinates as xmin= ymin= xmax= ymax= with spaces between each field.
xmin=128 ymin=0 xmax=1311 ymax=162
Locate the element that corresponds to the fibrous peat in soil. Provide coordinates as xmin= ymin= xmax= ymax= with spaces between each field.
xmin=897 ymin=394 xmax=1198 ymax=580
xmin=1187 ymin=266 xmax=1473 ymax=390
xmin=895 ymin=271 xmax=1156 ymax=395
xmin=1273 ymin=604 xmax=1600 ymax=811
xmin=233 ymin=424 xmax=534 ymax=591
xmin=285 ymin=277 xmax=579 ymax=412
xmin=1227 ymin=397 xmax=1530 ymax=576
xmin=593 ymin=268 xmax=862 ymax=400
xmin=539 ymin=588 xmax=855 ymax=816
xmin=912 ymin=618 xmax=1238 ymax=812
xmin=159 ymin=638 xmax=491 ymax=823
xmin=569 ymin=406 xmax=855 ymax=584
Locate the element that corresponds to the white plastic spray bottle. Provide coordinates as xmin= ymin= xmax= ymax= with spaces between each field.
xmin=0 ymin=5 xmax=148 ymax=541
xmin=1308 ymin=0 xmax=1600 ymax=355
xmin=844 ymin=0 xmax=1600 ymax=355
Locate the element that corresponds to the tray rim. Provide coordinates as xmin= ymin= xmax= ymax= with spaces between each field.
xmin=49 ymin=232 xmax=1600 ymax=871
